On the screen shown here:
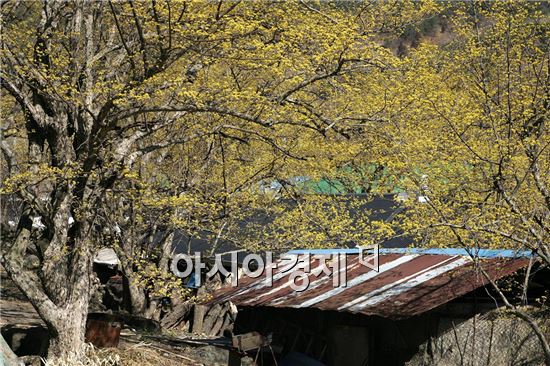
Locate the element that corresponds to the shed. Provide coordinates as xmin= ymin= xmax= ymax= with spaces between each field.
xmin=210 ymin=248 xmax=546 ymax=366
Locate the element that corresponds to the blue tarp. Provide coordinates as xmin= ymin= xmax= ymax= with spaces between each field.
xmin=287 ymin=247 xmax=534 ymax=258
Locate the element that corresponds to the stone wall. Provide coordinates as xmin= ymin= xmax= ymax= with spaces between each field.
xmin=407 ymin=308 xmax=550 ymax=366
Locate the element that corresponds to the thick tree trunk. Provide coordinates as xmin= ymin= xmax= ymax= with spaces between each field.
xmin=2 ymin=217 xmax=93 ymax=360
xmin=2 ymin=260 xmax=91 ymax=360
xmin=127 ymin=274 xmax=148 ymax=315
xmin=36 ymin=263 xmax=91 ymax=360
xmin=118 ymin=232 xmax=174 ymax=318
xmin=46 ymin=301 xmax=88 ymax=359
xmin=1 ymin=333 xmax=21 ymax=366
xmin=124 ymin=269 xmax=162 ymax=319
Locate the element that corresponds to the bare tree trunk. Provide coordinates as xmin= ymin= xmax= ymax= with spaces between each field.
xmin=1 ymin=333 xmax=21 ymax=366
xmin=46 ymin=301 xmax=89 ymax=359
xmin=126 ymin=272 xmax=148 ymax=315
xmin=117 ymin=232 xmax=174 ymax=318
xmin=2 ymin=258 xmax=92 ymax=359
xmin=2 ymin=213 xmax=94 ymax=359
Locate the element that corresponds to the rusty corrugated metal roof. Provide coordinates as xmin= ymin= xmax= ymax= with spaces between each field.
xmin=211 ymin=250 xmax=531 ymax=319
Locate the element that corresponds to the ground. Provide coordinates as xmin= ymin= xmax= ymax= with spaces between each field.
xmin=0 ymin=268 xmax=237 ymax=366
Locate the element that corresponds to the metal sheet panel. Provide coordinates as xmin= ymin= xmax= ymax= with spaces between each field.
xmin=210 ymin=252 xmax=530 ymax=319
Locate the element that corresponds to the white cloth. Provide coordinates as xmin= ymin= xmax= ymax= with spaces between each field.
xmin=94 ymin=248 xmax=120 ymax=266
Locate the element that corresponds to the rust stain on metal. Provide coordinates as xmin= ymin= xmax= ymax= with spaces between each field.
xmin=210 ymin=253 xmax=530 ymax=319
xmin=85 ymin=313 xmax=123 ymax=348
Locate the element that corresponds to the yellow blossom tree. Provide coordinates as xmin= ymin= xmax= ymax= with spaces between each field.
xmin=0 ymin=0 xmax=440 ymax=358
xmin=352 ymin=2 xmax=549 ymax=360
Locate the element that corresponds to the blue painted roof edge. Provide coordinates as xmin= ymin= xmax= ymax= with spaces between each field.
xmin=286 ymin=248 xmax=534 ymax=258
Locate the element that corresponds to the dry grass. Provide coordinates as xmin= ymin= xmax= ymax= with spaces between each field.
xmin=42 ymin=342 xmax=202 ymax=366
xmin=42 ymin=343 xmax=120 ymax=366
